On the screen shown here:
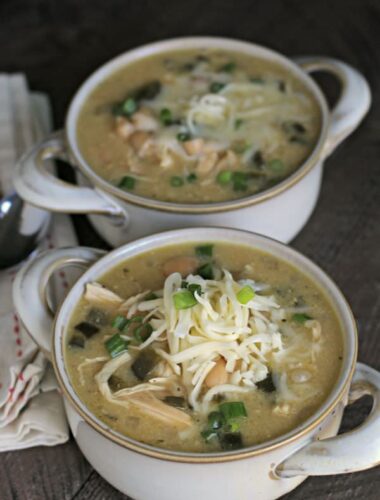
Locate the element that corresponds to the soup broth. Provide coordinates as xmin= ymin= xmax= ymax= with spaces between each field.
xmin=65 ymin=243 xmax=344 ymax=453
xmin=77 ymin=49 xmax=321 ymax=203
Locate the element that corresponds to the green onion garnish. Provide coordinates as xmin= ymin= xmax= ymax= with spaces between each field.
xmin=234 ymin=118 xmax=243 ymax=130
xmin=160 ymin=108 xmax=173 ymax=125
xmin=220 ymin=62 xmax=236 ymax=73
xmin=216 ymin=170 xmax=233 ymax=185
xmin=187 ymin=173 xmax=197 ymax=183
xmin=118 ymin=176 xmax=135 ymax=190
xmin=196 ymin=263 xmax=214 ymax=279
xmin=201 ymin=429 xmax=218 ymax=442
xmin=219 ymin=401 xmax=247 ymax=422
xmin=134 ymin=323 xmax=153 ymax=343
xmin=188 ymin=283 xmax=202 ymax=296
xmin=237 ymin=285 xmax=255 ymax=304
xmin=177 ymin=132 xmax=191 ymax=142
xmin=208 ymin=411 xmax=225 ymax=430
xmin=219 ymin=432 xmax=243 ymax=450
xmin=173 ymin=290 xmax=198 ymax=310
xmin=121 ymin=98 xmax=138 ymax=116
xmin=209 ymin=82 xmax=226 ymax=93
xmin=170 ymin=176 xmax=184 ymax=187
xmin=112 ymin=315 xmax=129 ymax=331
xmin=105 ymin=334 xmax=129 ymax=358
xmin=233 ymin=181 xmax=248 ymax=192
xmin=195 ymin=244 xmax=213 ymax=257
xmin=292 ymin=313 xmax=312 ymax=324
xmin=268 ymin=159 xmax=285 ymax=173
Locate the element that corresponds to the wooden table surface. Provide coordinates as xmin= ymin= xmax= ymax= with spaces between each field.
xmin=1 ymin=0 xmax=379 ymax=498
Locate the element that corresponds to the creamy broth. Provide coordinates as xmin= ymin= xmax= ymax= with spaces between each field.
xmin=77 ymin=49 xmax=321 ymax=203
xmin=65 ymin=243 xmax=344 ymax=453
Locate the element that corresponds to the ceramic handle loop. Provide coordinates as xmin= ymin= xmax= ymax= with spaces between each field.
xmin=296 ymin=56 xmax=371 ymax=159
xmin=13 ymin=130 xmax=129 ymax=225
xmin=276 ymin=362 xmax=380 ymax=477
xmin=13 ymin=247 xmax=105 ymax=357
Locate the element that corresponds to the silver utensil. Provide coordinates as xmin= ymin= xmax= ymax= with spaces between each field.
xmin=0 ymin=191 xmax=50 ymax=269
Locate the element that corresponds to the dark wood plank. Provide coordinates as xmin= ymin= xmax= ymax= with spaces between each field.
xmin=0 ymin=0 xmax=379 ymax=498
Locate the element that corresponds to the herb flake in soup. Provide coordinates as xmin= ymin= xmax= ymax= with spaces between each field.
xmin=65 ymin=243 xmax=344 ymax=453
xmin=77 ymin=49 xmax=321 ymax=203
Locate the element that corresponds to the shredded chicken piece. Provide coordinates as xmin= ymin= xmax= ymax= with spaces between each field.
xmin=84 ymin=283 xmax=123 ymax=310
xmin=125 ymin=392 xmax=192 ymax=429
xmin=215 ymin=150 xmax=239 ymax=171
xmin=129 ymin=131 xmax=151 ymax=153
xmin=196 ymin=152 xmax=218 ymax=175
xmin=131 ymin=109 xmax=158 ymax=131
xmin=115 ymin=117 xmax=134 ymax=139
xmin=182 ymin=138 xmax=204 ymax=155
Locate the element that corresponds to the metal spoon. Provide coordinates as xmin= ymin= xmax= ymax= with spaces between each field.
xmin=0 ymin=191 xmax=50 ymax=269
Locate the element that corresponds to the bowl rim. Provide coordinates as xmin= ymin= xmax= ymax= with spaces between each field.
xmin=52 ymin=227 xmax=358 ymax=463
xmin=64 ymin=36 xmax=330 ymax=214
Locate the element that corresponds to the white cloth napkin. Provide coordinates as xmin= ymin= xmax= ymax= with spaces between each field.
xmin=0 ymin=75 xmax=74 ymax=450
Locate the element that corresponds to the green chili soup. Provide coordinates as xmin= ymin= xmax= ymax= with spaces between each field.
xmin=65 ymin=242 xmax=344 ymax=453
xmin=77 ymin=49 xmax=321 ymax=203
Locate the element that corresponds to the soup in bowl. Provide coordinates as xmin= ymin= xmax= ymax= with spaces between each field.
xmin=14 ymin=38 xmax=370 ymax=246
xmin=13 ymin=228 xmax=380 ymax=500
xmin=77 ymin=49 xmax=321 ymax=203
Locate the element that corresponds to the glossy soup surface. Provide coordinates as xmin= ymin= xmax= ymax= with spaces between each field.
xmin=77 ymin=49 xmax=321 ymax=203
xmin=65 ymin=243 xmax=344 ymax=453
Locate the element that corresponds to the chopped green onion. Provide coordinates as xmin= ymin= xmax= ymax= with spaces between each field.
xmin=219 ymin=432 xmax=243 ymax=450
xmin=268 ymin=159 xmax=285 ymax=173
xmin=210 ymin=82 xmax=226 ymax=93
xmin=170 ymin=176 xmax=184 ymax=187
xmin=121 ymin=98 xmax=138 ymax=116
xmin=177 ymin=132 xmax=191 ymax=142
xmin=118 ymin=176 xmax=135 ymax=190
xmin=217 ymin=170 xmax=233 ymax=185
xmin=219 ymin=401 xmax=247 ymax=422
xmin=292 ymin=313 xmax=312 ymax=324
xmin=234 ymin=118 xmax=243 ymax=130
xmin=196 ymin=263 xmax=214 ymax=279
xmin=237 ymin=285 xmax=255 ymax=304
xmin=220 ymin=62 xmax=236 ymax=73
xmin=195 ymin=244 xmax=213 ymax=257
xmin=160 ymin=108 xmax=173 ymax=125
xmin=105 ymin=334 xmax=129 ymax=358
xmin=112 ymin=315 xmax=129 ymax=331
xmin=208 ymin=411 xmax=225 ymax=430
xmin=187 ymin=173 xmax=197 ymax=183
xmin=134 ymin=323 xmax=153 ymax=343
xmin=188 ymin=283 xmax=202 ymax=296
xmin=233 ymin=182 xmax=247 ymax=192
xmin=173 ymin=290 xmax=198 ymax=310
xmin=201 ymin=429 xmax=219 ymax=442
xmin=144 ymin=292 xmax=157 ymax=301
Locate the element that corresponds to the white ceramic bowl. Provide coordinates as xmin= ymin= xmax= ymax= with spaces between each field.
xmin=13 ymin=228 xmax=380 ymax=500
xmin=14 ymin=37 xmax=371 ymax=247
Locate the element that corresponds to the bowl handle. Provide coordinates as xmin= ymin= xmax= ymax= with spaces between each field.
xmin=276 ymin=362 xmax=380 ymax=477
xmin=13 ymin=247 xmax=106 ymax=358
xmin=295 ymin=57 xmax=371 ymax=158
xmin=13 ymin=130 xmax=128 ymax=225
